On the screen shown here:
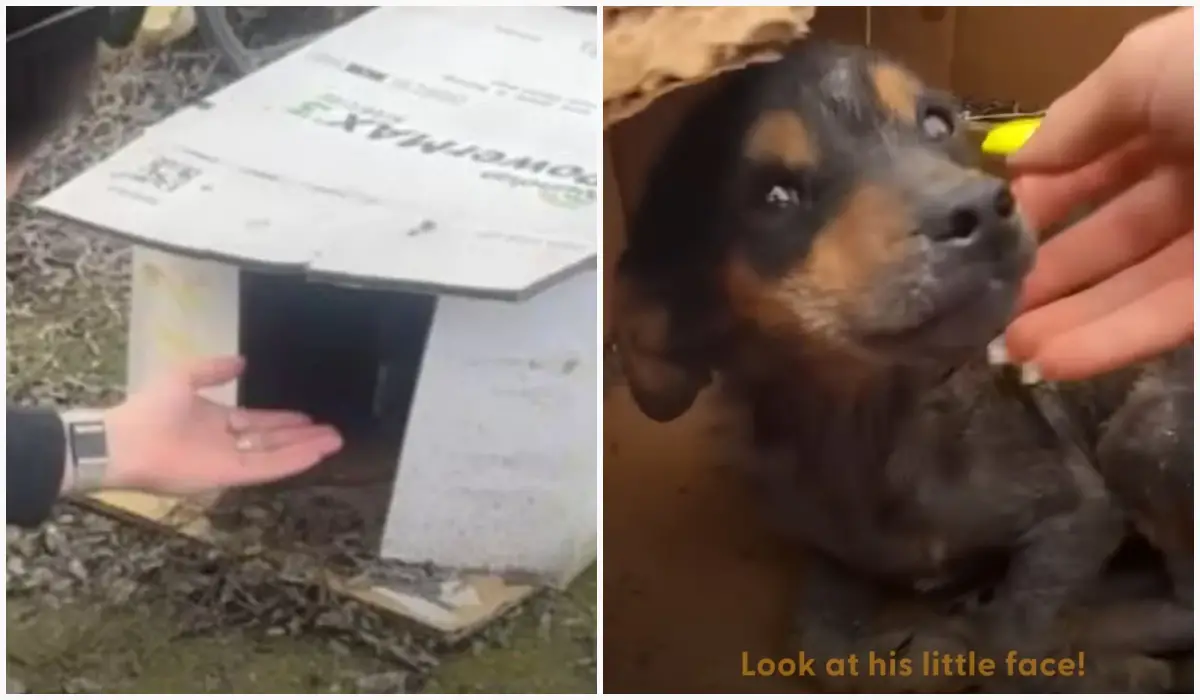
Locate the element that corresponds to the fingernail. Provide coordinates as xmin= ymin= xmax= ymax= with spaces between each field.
xmin=1019 ymin=363 xmax=1042 ymax=385
xmin=987 ymin=337 xmax=1009 ymax=366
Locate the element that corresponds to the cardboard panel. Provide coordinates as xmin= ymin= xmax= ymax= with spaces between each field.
xmin=869 ymin=7 xmax=958 ymax=89
xmin=126 ymin=247 xmax=241 ymax=401
xmin=811 ymin=7 xmax=1170 ymax=109
xmin=806 ymin=5 xmax=867 ymax=45
xmin=603 ymin=390 xmax=804 ymax=694
xmin=384 ymin=268 xmax=597 ymax=583
xmin=38 ymin=6 xmax=598 ymax=301
xmin=950 ymin=7 xmax=1172 ymax=108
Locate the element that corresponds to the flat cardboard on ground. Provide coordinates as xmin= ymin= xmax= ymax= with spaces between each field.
xmin=602 ymin=6 xmax=1170 ymax=692
xmin=38 ymin=6 xmax=598 ymax=637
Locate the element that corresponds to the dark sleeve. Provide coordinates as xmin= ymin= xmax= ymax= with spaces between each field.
xmin=7 ymin=405 xmax=67 ymax=528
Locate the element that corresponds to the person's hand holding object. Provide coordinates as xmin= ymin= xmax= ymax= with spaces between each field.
xmin=1003 ymin=7 xmax=1194 ymax=381
xmin=77 ymin=356 xmax=343 ymax=495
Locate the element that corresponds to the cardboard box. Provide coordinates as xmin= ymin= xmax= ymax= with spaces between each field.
xmin=602 ymin=6 xmax=1170 ymax=693
xmin=38 ymin=7 xmax=598 ymax=635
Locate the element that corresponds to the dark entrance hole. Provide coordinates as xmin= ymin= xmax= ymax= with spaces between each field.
xmin=207 ymin=268 xmax=436 ymax=554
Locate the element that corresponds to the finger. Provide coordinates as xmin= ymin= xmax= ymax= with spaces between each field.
xmin=1006 ymin=232 xmax=1193 ymax=362
xmin=1022 ymin=276 xmax=1193 ymax=382
xmin=183 ymin=355 xmax=246 ymax=390
xmin=1007 ymin=41 xmax=1144 ymax=173
xmin=1011 ymin=135 xmax=1155 ymax=234
xmin=234 ymin=428 xmax=344 ymax=485
xmin=1015 ymin=166 xmax=1192 ymax=313
xmin=247 ymin=424 xmax=342 ymax=453
xmin=227 ymin=408 xmax=313 ymax=432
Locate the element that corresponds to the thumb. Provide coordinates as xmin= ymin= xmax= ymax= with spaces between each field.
xmin=179 ymin=355 xmax=246 ymax=390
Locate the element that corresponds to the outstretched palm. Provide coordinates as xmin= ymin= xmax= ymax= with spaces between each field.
xmin=103 ymin=356 xmax=343 ymax=495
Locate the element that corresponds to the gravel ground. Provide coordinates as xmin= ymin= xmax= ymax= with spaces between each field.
xmin=7 ymin=10 xmax=596 ymax=693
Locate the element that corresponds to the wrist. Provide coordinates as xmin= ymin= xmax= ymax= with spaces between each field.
xmin=58 ymin=408 xmax=112 ymax=495
xmin=59 ymin=405 xmax=143 ymax=494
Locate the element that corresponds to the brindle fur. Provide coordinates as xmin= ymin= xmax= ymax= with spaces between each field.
xmin=613 ymin=40 xmax=1193 ymax=692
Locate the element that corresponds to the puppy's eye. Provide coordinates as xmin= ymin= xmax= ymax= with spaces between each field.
xmin=745 ymin=168 xmax=811 ymax=216
xmin=920 ymin=105 xmax=955 ymax=140
xmin=765 ymin=184 xmax=801 ymax=209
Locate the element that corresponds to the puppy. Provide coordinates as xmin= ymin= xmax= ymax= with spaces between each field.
xmin=611 ymin=40 xmax=1193 ymax=692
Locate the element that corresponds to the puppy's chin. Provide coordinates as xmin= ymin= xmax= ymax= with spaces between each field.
xmin=853 ymin=276 xmax=1022 ymax=367
xmin=850 ymin=217 xmax=1037 ymax=367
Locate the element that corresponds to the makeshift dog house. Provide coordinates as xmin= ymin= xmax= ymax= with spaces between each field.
xmin=38 ymin=6 xmax=598 ymax=636
xmin=602 ymin=5 xmax=1175 ymax=693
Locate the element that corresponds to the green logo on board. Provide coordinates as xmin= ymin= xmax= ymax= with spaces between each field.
xmin=539 ymin=187 xmax=595 ymax=210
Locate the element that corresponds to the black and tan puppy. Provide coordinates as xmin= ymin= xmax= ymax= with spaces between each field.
xmin=612 ymin=40 xmax=1193 ymax=692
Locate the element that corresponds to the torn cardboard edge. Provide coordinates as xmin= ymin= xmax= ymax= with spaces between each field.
xmin=78 ymin=490 xmax=534 ymax=641
xmin=603 ymin=6 xmax=815 ymax=128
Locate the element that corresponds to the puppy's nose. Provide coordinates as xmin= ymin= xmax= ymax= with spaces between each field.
xmin=923 ymin=179 xmax=1016 ymax=243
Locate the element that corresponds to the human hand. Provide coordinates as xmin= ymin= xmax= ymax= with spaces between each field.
xmin=97 ymin=355 xmax=343 ymax=495
xmin=1002 ymin=8 xmax=1194 ymax=381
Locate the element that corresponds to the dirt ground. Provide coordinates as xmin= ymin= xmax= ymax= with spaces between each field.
xmin=7 ymin=10 xmax=596 ymax=694
xmin=7 ymin=547 xmax=595 ymax=693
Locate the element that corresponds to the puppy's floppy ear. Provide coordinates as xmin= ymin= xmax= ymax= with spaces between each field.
xmin=612 ymin=263 xmax=711 ymax=422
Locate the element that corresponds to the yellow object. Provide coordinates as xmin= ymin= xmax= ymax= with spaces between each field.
xmin=137 ymin=6 xmax=196 ymax=48
xmin=980 ymin=117 xmax=1042 ymax=156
